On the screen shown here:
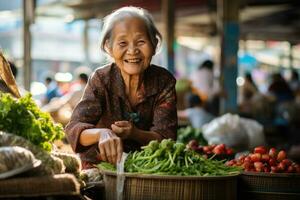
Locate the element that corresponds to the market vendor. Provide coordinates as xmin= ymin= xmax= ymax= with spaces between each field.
xmin=65 ymin=6 xmax=177 ymax=168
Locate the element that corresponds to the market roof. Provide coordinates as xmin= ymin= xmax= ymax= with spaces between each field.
xmin=62 ymin=0 xmax=300 ymax=42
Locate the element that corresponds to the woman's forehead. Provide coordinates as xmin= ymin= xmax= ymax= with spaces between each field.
xmin=112 ymin=17 xmax=148 ymax=35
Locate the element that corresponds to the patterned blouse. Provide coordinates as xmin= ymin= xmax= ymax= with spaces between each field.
xmin=65 ymin=63 xmax=177 ymax=168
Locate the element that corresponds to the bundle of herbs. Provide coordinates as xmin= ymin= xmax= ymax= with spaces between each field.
xmin=0 ymin=92 xmax=64 ymax=151
xmin=98 ymin=139 xmax=241 ymax=176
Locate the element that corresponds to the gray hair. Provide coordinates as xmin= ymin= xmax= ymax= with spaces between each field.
xmin=100 ymin=6 xmax=162 ymax=55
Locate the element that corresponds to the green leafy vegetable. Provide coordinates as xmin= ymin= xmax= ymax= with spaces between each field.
xmin=0 ymin=92 xmax=64 ymax=151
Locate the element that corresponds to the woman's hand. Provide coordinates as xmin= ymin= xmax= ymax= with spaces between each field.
xmin=111 ymin=120 xmax=135 ymax=139
xmin=98 ymin=129 xmax=123 ymax=165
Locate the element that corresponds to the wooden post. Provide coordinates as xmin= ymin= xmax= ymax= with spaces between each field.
xmin=23 ymin=0 xmax=35 ymax=90
xmin=218 ymin=0 xmax=240 ymax=113
xmin=162 ymin=0 xmax=175 ymax=74
xmin=289 ymin=42 xmax=294 ymax=69
xmin=83 ymin=20 xmax=90 ymax=66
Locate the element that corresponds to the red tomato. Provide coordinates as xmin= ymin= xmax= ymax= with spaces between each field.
xmin=287 ymin=166 xmax=295 ymax=173
xmin=188 ymin=139 xmax=198 ymax=148
xmin=250 ymin=153 xmax=262 ymax=162
xmin=277 ymin=150 xmax=287 ymax=162
xmin=271 ymin=166 xmax=278 ymax=173
xmin=269 ymin=148 xmax=277 ymax=158
xmin=212 ymin=148 xmax=222 ymax=155
xmin=277 ymin=162 xmax=286 ymax=172
xmin=244 ymin=156 xmax=251 ymax=163
xmin=225 ymin=160 xmax=235 ymax=166
xmin=261 ymin=154 xmax=270 ymax=162
xmin=254 ymin=162 xmax=264 ymax=172
xmin=215 ymin=144 xmax=225 ymax=150
xmin=254 ymin=146 xmax=267 ymax=154
xmin=226 ymin=148 xmax=234 ymax=155
xmin=238 ymin=155 xmax=246 ymax=161
xmin=294 ymin=164 xmax=300 ymax=173
xmin=268 ymin=158 xmax=277 ymax=166
xmin=282 ymin=159 xmax=292 ymax=166
xmin=263 ymin=166 xmax=270 ymax=173
xmin=242 ymin=160 xmax=252 ymax=169
xmin=203 ymin=146 xmax=210 ymax=153
xmin=195 ymin=146 xmax=203 ymax=152
xmin=206 ymin=151 xmax=212 ymax=155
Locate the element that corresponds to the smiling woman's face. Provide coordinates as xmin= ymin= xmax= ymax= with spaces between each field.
xmin=107 ymin=17 xmax=155 ymax=76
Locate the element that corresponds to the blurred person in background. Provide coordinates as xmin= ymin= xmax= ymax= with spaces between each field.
xmin=42 ymin=73 xmax=89 ymax=126
xmin=190 ymin=60 xmax=214 ymax=102
xmin=268 ymin=73 xmax=294 ymax=104
xmin=239 ymin=73 xmax=258 ymax=117
xmin=178 ymin=94 xmax=214 ymax=129
xmin=289 ymin=70 xmax=300 ymax=92
xmin=42 ymin=76 xmax=62 ymax=105
xmin=189 ymin=60 xmax=221 ymax=116
xmin=65 ymin=6 xmax=177 ymax=168
xmin=54 ymin=72 xmax=73 ymax=95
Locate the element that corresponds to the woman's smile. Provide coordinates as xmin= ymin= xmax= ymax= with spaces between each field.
xmin=124 ymin=58 xmax=142 ymax=64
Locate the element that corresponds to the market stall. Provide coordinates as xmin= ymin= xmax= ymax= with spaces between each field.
xmin=1 ymin=51 xmax=300 ymax=200
xmin=0 ymin=52 xmax=95 ymax=199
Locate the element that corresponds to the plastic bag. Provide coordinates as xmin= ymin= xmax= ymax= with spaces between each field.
xmin=240 ymin=117 xmax=265 ymax=149
xmin=202 ymin=113 xmax=264 ymax=151
xmin=0 ymin=146 xmax=39 ymax=176
xmin=0 ymin=131 xmax=65 ymax=174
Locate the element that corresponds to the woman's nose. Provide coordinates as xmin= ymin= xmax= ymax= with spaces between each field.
xmin=127 ymin=44 xmax=139 ymax=54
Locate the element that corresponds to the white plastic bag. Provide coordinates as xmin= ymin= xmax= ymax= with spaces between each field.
xmin=202 ymin=113 xmax=265 ymax=151
xmin=240 ymin=118 xmax=265 ymax=149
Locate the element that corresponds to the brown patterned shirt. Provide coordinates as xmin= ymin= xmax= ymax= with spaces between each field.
xmin=65 ymin=63 xmax=177 ymax=168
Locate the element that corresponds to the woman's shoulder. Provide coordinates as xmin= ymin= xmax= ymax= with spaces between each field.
xmin=90 ymin=63 xmax=114 ymax=84
xmin=93 ymin=63 xmax=113 ymax=75
xmin=148 ymin=64 xmax=176 ymax=82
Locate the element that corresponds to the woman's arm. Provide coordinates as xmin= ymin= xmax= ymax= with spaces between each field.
xmin=79 ymin=128 xmax=101 ymax=146
xmin=65 ymin=71 xmax=103 ymax=153
xmin=80 ymin=128 xmax=123 ymax=164
xmin=111 ymin=121 xmax=163 ymax=146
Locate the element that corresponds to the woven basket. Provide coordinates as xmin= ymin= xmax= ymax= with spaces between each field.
xmin=238 ymin=172 xmax=300 ymax=200
xmin=102 ymin=170 xmax=239 ymax=200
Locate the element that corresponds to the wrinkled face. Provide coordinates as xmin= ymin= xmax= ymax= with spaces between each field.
xmin=107 ymin=17 xmax=155 ymax=76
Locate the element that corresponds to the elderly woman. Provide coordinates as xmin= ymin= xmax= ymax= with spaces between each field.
xmin=65 ymin=6 xmax=177 ymax=168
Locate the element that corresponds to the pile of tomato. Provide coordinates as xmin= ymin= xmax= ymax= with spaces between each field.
xmin=187 ymin=140 xmax=234 ymax=159
xmin=226 ymin=146 xmax=300 ymax=173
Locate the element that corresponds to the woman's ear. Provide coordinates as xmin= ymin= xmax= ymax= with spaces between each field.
xmin=104 ymin=40 xmax=112 ymax=55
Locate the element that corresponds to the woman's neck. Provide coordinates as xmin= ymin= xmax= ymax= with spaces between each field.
xmin=121 ymin=71 xmax=143 ymax=97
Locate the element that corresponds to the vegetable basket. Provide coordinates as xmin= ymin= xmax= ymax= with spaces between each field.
xmin=238 ymin=171 xmax=300 ymax=200
xmin=102 ymin=170 xmax=239 ymax=200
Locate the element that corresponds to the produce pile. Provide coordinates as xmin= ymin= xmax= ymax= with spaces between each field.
xmin=0 ymin=93 xmax=64 ymax=151
xmin=98 ymin=139 xmax=241 ymax=176
xmin=226 ymin=146 xmax=300 ymax=173
xmin=0 ymin=146 xmax=37 ymax=174
xmin=177 ymin=126 xmax=207 ymax=145
xmin=187 ymin=140 xmax=234 ymax=160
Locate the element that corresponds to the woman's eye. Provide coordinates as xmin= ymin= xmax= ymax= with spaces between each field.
xmin=119 ymin=42 xmax=127 ymax=47
xmin=137 ymin=40 xmax=145 ymax=45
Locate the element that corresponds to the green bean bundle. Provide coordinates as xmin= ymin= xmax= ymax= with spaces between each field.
xmin=99 ymin=139 xmax=241 ymax=176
